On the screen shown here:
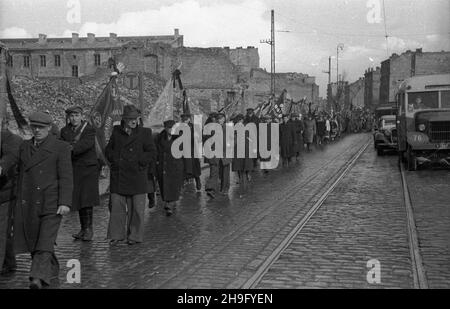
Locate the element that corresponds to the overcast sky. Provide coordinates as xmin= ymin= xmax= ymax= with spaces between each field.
xmin=1 ymin=0 xmax=449 ymax=97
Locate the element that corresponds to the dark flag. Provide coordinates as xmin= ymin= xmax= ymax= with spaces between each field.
xmin=6 ymin=76 xmax=28 ymax=130
xmin=89 ymin=76 xmax=123 ymax=166
xmin=182 ymin=89 xmax=191 ymax=115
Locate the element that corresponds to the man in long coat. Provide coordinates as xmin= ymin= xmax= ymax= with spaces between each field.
xmin=303 ymin=113 xmax=317 ymax=151
xmin=105 ymin=105 xmax=156 ymax=245
xmin=60 ymin=106 xmax=99 ymax=241
xmin=244 ymin=108 xmax=259 ymax=171
xmin=180 ymin=114 xmax=201 ymax=192
xmin=205 ymin=113 xmax=232 ymax=198
xmin=0 ymin=116 xmax=22 ymax=276
xmin=280 ymin=114 xmax=296 ymax=166
xmin=289 ymin=113 xmax=304 ymax=161
xmin=14 ymin=112 xmax=72 ymax=289
xmin=155 ymin=120 xmax=184 ymax=216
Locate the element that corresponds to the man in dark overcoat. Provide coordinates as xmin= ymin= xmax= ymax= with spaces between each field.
xmin=60 ymin=106 xmax=99 ymax=241
xmin=244 ymin=108 xmax=259 ymax=171
xmin=155 ymin=120 xmax=184 ymax=216
xmin=280 ymin=114 xmax=296 ymax=166
xmin=205 ymin=113 xmax=231 ymax=199
xmin=303 ymin=113 xmax=317 ymax=151
xmin=105 ymin=105 xmax=156 ymax=245
xmin=180 ymin=114 xmax=201 ymax=192
xmin=14 ymin=111 xmax=73 ymax=289
xmin=289 ymin=113 xmax=304 ymax=161
xmin=0 ymin=116 xmax=22 ymax=276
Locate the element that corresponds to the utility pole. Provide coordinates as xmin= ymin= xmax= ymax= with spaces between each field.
xmin=322 ymin=56 xmax=331 ymax=85
xmin=336 ymin=43 xmax=344 ymax=85
xmin=0 ymin=44 xmax=7 ymax=153
xmin=261 ymin=9 xmax=275 ymax=97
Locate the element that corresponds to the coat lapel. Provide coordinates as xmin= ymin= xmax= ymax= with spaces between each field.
xmin=24 ymin=136 xmax=56 ymax=171
xmin=122 ymin=127 xmax=140 ymax=148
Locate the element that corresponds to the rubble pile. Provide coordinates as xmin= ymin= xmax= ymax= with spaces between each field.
xmin=9 ymin=72 xmax=166 ymax=129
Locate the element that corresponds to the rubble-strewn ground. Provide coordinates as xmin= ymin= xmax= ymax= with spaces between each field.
xmin=8 ymin=70 xmax=166 ymax=129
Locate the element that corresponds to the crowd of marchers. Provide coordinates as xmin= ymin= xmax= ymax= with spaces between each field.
xmin=0 ymin=102 xmax=372 ymax=289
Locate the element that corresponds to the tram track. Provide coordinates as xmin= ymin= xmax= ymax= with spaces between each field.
xmin=156 ymin=135 xmax=370 ymax=288
xmin=242 ymin=138 xmax=371 ymax=289
xmin=399 ymin=162 xmax=429 ymax=289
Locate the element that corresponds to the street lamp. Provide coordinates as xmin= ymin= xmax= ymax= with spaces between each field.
xmin=336 ymin=43 xmax=344 ymax=85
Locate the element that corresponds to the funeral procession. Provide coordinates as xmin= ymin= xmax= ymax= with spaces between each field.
xmin=0 ymin=0 xmax=449 ymax=292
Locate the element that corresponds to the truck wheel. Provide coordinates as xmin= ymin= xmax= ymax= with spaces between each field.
xmin=407 ymin=147 xmax=417 ymax=171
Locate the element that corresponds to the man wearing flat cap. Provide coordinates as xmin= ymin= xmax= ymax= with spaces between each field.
xmin=60 ymin=106 xmax=99 ymax=241
xmin=105 ymin=105 xmax=156 ymax=245
xmin=14 ymin=111 xmax=73 ymax=289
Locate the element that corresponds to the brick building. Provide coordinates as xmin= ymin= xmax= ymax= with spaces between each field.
xmin=364 ymin=66 xmax=381 ymax=111
xmin=346 ymin=77 xmax=365 ymax=110
xmin=1 ymin=29 xmax=183 ymax=79
xmin=379 ymin=49 xmax=450 ymax=105
xmin=1 ymin=30 xmax=320 ymax=116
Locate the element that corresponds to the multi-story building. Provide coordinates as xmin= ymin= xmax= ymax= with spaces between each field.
xmin=379 ymin=48 xmax=450 ymax=105
xmin=364 ymin=66 xmax=381 ymax=111
xmin=1 ymin=29 xmax=184 ymax=79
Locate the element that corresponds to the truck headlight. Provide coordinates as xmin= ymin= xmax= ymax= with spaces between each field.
xmin=418 ymin=124 xmax=426 ymax=132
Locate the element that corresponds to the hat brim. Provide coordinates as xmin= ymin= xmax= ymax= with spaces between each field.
xmin=29 ymin=121 xmax=51 ymax=127
xmin=122 ymin=113 xmax=140 ymax=119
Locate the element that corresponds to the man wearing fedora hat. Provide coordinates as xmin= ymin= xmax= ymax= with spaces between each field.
xmin=105 ymin=105 xmax=156 ymax=245
xmin=60 ymin=105 xmax=99 ymax=241
xmin=13 ymin=111 xmax=73 ymax=289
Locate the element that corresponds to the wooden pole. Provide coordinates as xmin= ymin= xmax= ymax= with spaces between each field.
xmin=0 ymin=43 xmax=8 ymax=153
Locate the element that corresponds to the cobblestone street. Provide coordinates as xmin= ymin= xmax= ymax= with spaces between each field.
xmin=0 ymin=133 xmax=449 ymax=289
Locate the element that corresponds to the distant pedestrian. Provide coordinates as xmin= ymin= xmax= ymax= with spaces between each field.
xmin=289 ymin=113 xmax=304 ymax=161
xmin=205 ymin=113 xmax=231 ymax=198
xmin=232 ymin=114 xmax=253 ymax=198
xmin=180 ymin=114 xmax=202 ymax=192
xmin=244 ymin=108 xmax=259 ymax=170
xmin=316 ymin=115 xmax=326 ymax=145
xmin=280 ymin=114 xmax=295 ymax=166
xmin=105 ymin=105 xmax=156 ymax=245
xmin=155 ymin=120 xmax=184 ymax=216
xmin=303 ymin=113 xmax=317 ymax=151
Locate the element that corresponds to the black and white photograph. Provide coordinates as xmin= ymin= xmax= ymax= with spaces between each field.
xmin=0 ymin=0 xmax=449 ymax=294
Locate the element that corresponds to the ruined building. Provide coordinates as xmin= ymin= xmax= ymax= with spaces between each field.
xmin=1 ymin=29 xmax=319 ymax=117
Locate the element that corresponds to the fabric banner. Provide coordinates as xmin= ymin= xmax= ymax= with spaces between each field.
xmin=89 ymin=76 xmax=123 ymax=166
